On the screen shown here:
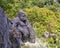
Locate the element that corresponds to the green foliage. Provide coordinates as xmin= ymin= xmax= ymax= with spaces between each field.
xmin=24 ymin=6 xmax=60 ymax=33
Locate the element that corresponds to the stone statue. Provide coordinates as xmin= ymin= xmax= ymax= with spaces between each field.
xmin=12 ymin=10 xmax=35 ymax=43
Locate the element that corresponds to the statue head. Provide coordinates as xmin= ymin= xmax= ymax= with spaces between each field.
xmin=18 ymin=10 xmax=26 ymax=21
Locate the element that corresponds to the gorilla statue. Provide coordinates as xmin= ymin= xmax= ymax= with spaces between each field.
xmin=9 ymin=10 xmax=35 ymax=48
xmin=12 ymin=10 xmax=35 ymax=43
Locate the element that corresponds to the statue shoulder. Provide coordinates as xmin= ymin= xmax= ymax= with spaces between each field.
xmin=12 ymin=17 xmax=20 ymax=23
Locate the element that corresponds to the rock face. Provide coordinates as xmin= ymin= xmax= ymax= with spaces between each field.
xmin=0 ymin=7 xmax=11 ymax=48
xmin=0 ymin=7 xmax=21 ymax=48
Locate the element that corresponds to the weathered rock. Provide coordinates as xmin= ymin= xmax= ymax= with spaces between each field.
xmin=0 ymin=7 xmax=11 ymax=48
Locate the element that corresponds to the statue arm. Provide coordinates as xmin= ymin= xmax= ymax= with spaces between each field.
xmin=27 ymin=20 xmax=35 ymax=43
